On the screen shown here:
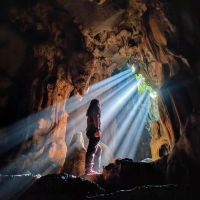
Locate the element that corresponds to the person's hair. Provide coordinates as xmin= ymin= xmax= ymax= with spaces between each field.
xmin=86 ymin=99 xmax=100 ymax=116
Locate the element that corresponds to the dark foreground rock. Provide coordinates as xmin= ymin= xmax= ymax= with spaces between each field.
xmin=82 ymin=157 xmax=168 ymax=192
xmin=0 ymin=174 xmax=38 ymax=200
xmin=85 ymin=185 xmax=200 ymax=200
xmin=1 ymin=173 xmax=200 ymax=200
xmin=0 ymin=173 xmax=105 ymax=200
xmin=18 ymin=173 xmax=105 ymax=200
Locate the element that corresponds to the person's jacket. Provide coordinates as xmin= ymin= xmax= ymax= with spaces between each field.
xmin=86 ymin=107 xmax=101 ymax=133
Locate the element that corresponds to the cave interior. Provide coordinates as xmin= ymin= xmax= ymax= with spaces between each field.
xmin=1 ymin=0 xmax=200 ymax=199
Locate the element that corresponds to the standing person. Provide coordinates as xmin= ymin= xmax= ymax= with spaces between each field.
xmin=85 ymin=99 xmax=102 ymax=175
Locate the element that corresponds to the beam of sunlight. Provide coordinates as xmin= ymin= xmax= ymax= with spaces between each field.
xmin=101 ymin=77 xmax=141 ymax=132
xmin=65 ymin=72 xmax=138 ymax=149
xmin=89 ymin=68 xmax=131 ymax=93
xmin=0 ymin=66 xmax=155 ymax=198
xmin=100 ymin=75 xmax=136 ymax=104
xmin=117 ymin=93 xmax=151 ymax=159
xmin=65 ymin=69 xmax=132 ymax=113
xmin=0 ymin=109 xmax=51 ymax=157
xmin=128 ymin=95 xmax=152 ymax=159
xmin=0 ymin=68 xmax=142 ymax=199
xmin=108 ymin=91 xmax=148 ymax=157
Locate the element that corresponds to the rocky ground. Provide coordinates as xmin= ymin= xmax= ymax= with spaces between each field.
xmin=1 ymin=163 xmax=199 ymax=200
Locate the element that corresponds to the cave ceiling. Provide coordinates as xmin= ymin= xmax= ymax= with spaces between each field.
xmin=58 ymin=0 xmax=158 ymax=87
xmin=56 ymin=0 xmax=200 ymax=89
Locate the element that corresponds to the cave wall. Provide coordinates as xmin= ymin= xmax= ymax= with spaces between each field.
xmin=142 ymin=0 xmax=200 ymax=148
xmin=0 ymin=0 xmax=94 ymax=174
xmin=150 ymin=120 xmax=170 ymax=160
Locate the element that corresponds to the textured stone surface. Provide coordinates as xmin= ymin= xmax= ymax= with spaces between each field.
xmin=166 ymin=110 xmax=200 ymax=184
xmin=61 ymin=132 xmax=113 ymax=176
xmin=0 ymin=0 xmax=94 ymax=174
xmin=61 ymin=132 xmax=86 ymax=176
xmin=142 ymin=0 xmax=200 ymax=148
xmin=83 ymin=157 xmax=167 ymax=192
xmin=58 ymin=0 xmax=150 ymax=84
xmin=150 ymin=121 xmax=170 ymax=161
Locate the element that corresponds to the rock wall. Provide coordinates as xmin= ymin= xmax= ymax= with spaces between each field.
xmin=0 ymin=0 xmax=94 ymax=174
xmin=150 ymin=121 xmax=170 ymax=160
xmin=167 ymin=110 xmax=200 ymax=184
xmin=142 ymin=0 xmax=200 ymax=148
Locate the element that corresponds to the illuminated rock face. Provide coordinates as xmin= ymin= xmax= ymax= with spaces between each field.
xmin=151 ymin=121 xmax=170 ymax=161
xmin=61 ymin=132 xmax=86 ymax=176
xmin=58 ymin=0 xmax=148 ymax=81
xmin=0 ymin=1 xmax=94 ymax=174
xmin=142 ymin=1 xmax=200 ymax=149
xmin=61 ymin=132 xmax=113 ymax=176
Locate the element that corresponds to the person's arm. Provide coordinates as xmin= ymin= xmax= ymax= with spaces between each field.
xmin=92 ymin=110 xmax=100 ymax=137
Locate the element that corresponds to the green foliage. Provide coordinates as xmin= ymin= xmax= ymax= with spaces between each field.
xmin=135 ymin=74 xmax=154 ymax=94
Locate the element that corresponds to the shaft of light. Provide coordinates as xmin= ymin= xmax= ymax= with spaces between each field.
xmin=109 ymin=91 xmax=148 ymax=157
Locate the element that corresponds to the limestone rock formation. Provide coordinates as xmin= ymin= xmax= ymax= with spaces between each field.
xmin=133 ymin=128 xmax=152 ymax=162
xmin=0 ymin=0 xmax=94 ymax=174
xmin=58 ymin=0 xmax=149 ymax=83
xmin=166 ymin=110 xmax=200 ymax=184
xmin=61 ymin=132 xmax=113 ymax=176
xmin=142 ymin=0 xmax=200 ymax=149
xmin=61 ymin=132 xmax=86 ymax=176
xmin=150 ymin=121 xmax=170 ymax=160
